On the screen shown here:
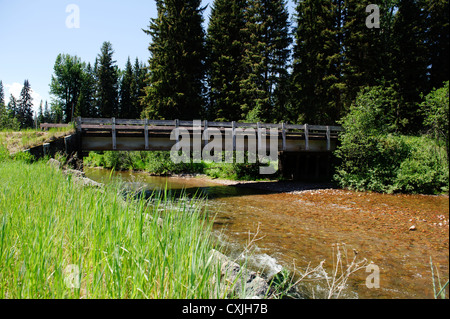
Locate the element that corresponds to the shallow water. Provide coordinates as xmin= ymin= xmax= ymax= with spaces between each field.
xmin=84 ymin=168 xmax=449 ymax=299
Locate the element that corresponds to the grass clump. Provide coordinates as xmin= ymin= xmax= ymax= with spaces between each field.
xmin=0 ymin=158 xmax=224 ymax=299
xmin=0 ymin=125 xmax=75 ymax=155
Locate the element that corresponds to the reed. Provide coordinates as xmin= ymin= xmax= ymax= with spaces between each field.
xmin=0 ymin=159 xmax=223 ymax=299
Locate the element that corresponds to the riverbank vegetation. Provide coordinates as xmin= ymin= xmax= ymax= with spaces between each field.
xmin=0 ymin=154 xmax=227 ymax=298
xmin=84 ymin=150 xmax=271 ymax=181
xmin=334 ymin=83 xmax=449 ymax=195
xmin=0 ymin=124 xmax=75 ymax=155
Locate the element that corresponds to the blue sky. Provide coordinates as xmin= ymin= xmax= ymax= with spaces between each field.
xmin=0 ymin=0 xmax=295 ymax=113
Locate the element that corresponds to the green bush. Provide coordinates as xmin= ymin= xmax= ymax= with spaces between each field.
xmin=202 ymin=152 xmax=264 ymax=181
xmin=12 ymin=150 xmax=35 ymax=163
xmin=334 ymin=86 xmax=449 ymax=194
xmin=84 ymin=151 xmax=205 ymax=175
xmin=421 ymin=81 xmax=449 ymax=163
xmin=143 ymin=151 xmax=205 ymax=175
xmin=395 ymin=136 xmax=449 ymax=194
xmin=103 ymin=151 xmax=124 ymax=169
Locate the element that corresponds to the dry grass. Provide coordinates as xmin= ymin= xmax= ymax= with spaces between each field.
xmin=0 ymin=126 xmax=74 ymax=154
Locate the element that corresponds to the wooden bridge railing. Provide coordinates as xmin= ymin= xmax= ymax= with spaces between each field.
xmin=72 ymin=117 xmax=342 ymax=152
xmin=75 ymin=117 xmax=342 ymax=131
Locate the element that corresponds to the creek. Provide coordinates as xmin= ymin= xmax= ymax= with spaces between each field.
xmin=84 ymin=168 xmax=449 ymax=299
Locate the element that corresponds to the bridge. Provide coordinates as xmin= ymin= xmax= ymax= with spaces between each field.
xmin=41 ymin=118 xmax=343 ymax=180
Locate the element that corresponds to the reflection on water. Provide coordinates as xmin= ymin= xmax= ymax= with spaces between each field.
xmin=84 ymin=168 xmax=449 ymax=299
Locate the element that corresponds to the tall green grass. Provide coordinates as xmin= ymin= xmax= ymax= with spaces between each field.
xmin=0 ymin=160 xmax=223 ymax=299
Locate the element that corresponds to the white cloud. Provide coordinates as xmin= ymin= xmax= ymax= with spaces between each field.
xmin=4 ymin=83 xmax=22 ymax=102
xmin=4 ymin=82 xmax=43 ymax=114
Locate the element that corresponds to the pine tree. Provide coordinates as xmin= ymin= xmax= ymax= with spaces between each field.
xmin=141 ymin=0 xmax=206 ymax=120
xmin=17 ymin=80 xmax=34 ymax=129
xmin=343 ymin=1 xmax=387 ymax=105
xmin=43 ymin=101 xmax=50 ymax=123
xmin=2 ymin=95 xmax=20 ymax=130
xmin=392 ymin=0 xmax=430 ymax=132
xmin=341 ymin=0 xmax=405 ymax=129
xmin=240 ymin=0 xmax=292 ymax=123
xmin=76 ymin=62 xmax=98 ymax=118
xmin=96 ymin=41 xmax=119 ymax=118
xmin=0 ymin=102 xmax=8 ymax=129
xmin=291 ymin=0 xmax=344 ymax=124
xmin=206 ymin=0 xmax=247 ymax=121
xmin=7 ymin=95 xmax=18 ymax=118
xmin=50 ymin=54 xmax=85 ymax=123
xmin=0 ymin=81 xmax=4 ymax=106
xmin=0 ymin=81 xmax=8 ymax=129
xmin=427 ymin=0 xmax=449 ymax=90
xmin=38 ymin=100 xmax=44 ymax=125
xmin=119 ymin=57 xmax=134 ymax=118
xmin=0 ymin=101 xmax=19 ymax=131
xmin=263 ymin=0 xmax=292 ymax=123
xmin=131 ymin=58 xmax=148 ymax=119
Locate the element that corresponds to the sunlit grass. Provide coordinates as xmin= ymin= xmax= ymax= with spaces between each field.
xmin=0 ymin=160 xmax=224 ymax=299
xmin=0 ymin=125 xmax=75 ymax=155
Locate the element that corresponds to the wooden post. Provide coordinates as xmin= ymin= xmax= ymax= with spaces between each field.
xmin=204 ymin=120 xmax=209 ymax=148
xmin=144 ymin=119 xmax=149 ymax=150
xmin=175 ymin=119 xmax=179 ymax=144
xmin=112 ymin=117 xmax=116 ymax=150
xmin=43 ymin=143 xmax=50 ymax=157
xmin=232 ymin=121 xmax=236 ymax=151
xmin=257 ymin=122 xmax=262 ymax=152
xmin=304 ymin=124 xmax=309 ymax=151
xmin=64 ymin=135 xmax=71 ymax=155
xmin=77 ymin=117 xmax=82 ymax=133
xmin=326 ymin=126 xmax=331 ymax=151
xmin=282 ymin=122 xmax=286 ymax=151
xmin=76 ymin=117 xmax=82 ymax=160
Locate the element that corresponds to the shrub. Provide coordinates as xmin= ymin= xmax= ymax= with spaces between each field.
xmin=334 ymin=86 xmax=449 ymax=194
xmin=202 ymin=152 xmax=264 ymax=181
xmin=12 ymin=150 xmax=34 ymax=163
xmin=85 ymin=151 xmax=205 ymax=175
xmin=421 ymin=81 xmax=449 ymax=164
xmin=394 ymin=136 xmax=449 ymax=194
